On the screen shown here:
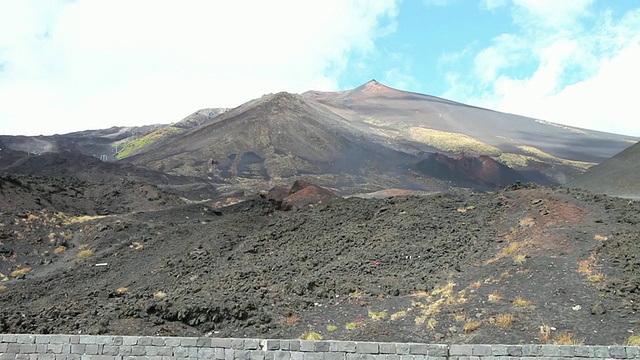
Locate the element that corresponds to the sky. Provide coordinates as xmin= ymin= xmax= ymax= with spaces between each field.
xmin=1 ymin=0 xmax=639 ymax=137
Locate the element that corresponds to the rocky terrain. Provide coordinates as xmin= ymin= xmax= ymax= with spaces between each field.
xmin=1 ymin=82 xmax=639 ymax=346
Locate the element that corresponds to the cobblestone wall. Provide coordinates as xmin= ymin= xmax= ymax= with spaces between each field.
xmin=1 ymin=334 xmax=639 ymax=360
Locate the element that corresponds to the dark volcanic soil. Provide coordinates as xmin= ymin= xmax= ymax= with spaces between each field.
xmin=0 ymin=175 xmax=639 ymax=345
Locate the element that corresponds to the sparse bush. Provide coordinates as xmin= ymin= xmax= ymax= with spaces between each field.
xmin=300 ymin=332 xmax=323 ymax=340
xmin=468 ymin=281 xmax=482 ymax=290
xmin=539 ymin=325 xmax=552 ymax=343
xmin=426 ymin=318 xmax=437 ymax=330
xmin=326 ymin=325 xmax=337 ymax=332
xmin=77 ymin=249 xmax=93 ymax=259
xmin=415 ymin=316 xmax=427 ymax=325
xmin=463 ymin=320 xmax=481 ymax=333
xmin=512 ymin=297 xmax=533 ymax=307
xmin=554 ymin=332 xmax=583 ymax=345
xmin=11 ymin=267 xmax=31 ymax=277
xmin=54 ymin=246 xmax=66 ymax=254
xmin=0 ymin=285 xmax=6 ymax=291
xmin=513 ymin=254 xmax=527 ymax=265
xmin=504 ymin=242 xmax=521 ymax=255
xmin=488 ymin=292 xmax=503 ymax=302
xmin=494 ymin=314 xmax=516 ymax=328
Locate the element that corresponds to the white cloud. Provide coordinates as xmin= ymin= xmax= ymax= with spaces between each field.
xmin=443 ymin=2 xmax=640 ymax=136
xmin=0 ymin=0 xmax=398 ymax=135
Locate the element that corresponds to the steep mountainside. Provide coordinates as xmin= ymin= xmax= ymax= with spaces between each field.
xmin=568 ymin=141 xmax=640 ymax=198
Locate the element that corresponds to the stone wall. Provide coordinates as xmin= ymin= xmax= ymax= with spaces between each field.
xmin=1 ymin=334 xmax=639 ymax=360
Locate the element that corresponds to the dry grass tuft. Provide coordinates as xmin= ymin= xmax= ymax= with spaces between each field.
xmin=627 ymin=335 xmax=640 ymax=346
xmin=11 ymin=267 xmax=31 ymax=277
xmin=426 ymin=318 xmax=438 ymax=330
xmin=62 ymin=214 xmax=107 ymax=225
xmin=512 ymin=297 xmax=534 ymax=307
xmin=77 ymin=249 xmax=93 ymax=259
xmin=115 ymin=287 xmax=129 ymax=294
xmin=153 ymin=291 xmax=167 ymax=299
xmin=593 ymin=234 xmax=608 ymax=241
xmin=452 ymin=313 xmax=467 ymax=322
xmin=494 ymin=314 xmax=516 ymax=328
xmin=130 ymin=242 xmax=144 ymax=250
xmin=326 ymin=325 xmax=337 ymax=332
xmin=468 ymin=281 xmax=482 ymax=290
xmin=488 ymin=292 xmax=503 ymax=302
xmin=54 ymin=246 xmax=66 ymax=254
xmin=503 ymin=242 xmax=521 ymax=255
xmin=539 ymin=325 xmax=552 ymax=343
xmin=463 ymin=320 xmax=482 ymax=333
xmin=554 ymin=332 xmax=584 ymax=345
xmin=415 ymin=316 xmax=427 ymax=325
xmin=283 ymin=313 xmax=299 ymax=326
xmin=513 ymin=254 xmax=527 ymax=265
xmin=0 ymin=285 xmax=7 ymax=291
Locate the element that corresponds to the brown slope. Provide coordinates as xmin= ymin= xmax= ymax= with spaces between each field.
xmin=303 ymin=80 xmax=638 ymax=181
xmin=568 ymin=141 xmax=640 ymax=199
xmin=123 ymin=92 xmax=440 ymax=194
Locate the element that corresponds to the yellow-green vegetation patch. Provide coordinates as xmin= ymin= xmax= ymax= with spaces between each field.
xmin=407 ymin=127 xmax=502 ymax=155
xmin=345 ymin=322 xmax=358 ymax=330
xmin=154 ymin=291 xmax=167 ymax=299
xmin=426 ymin=318 xmax=438 ymax=330
xmin=114 ymin=126 xmax=182 ymax=159
xmin=77 ymin=249 xmax=93 ymax=259
xmin=627 ymin=334 xmax=640 ymax=346
xmin=60 ymin=214 xmax=108 ymax=225
xmin=0 ymin=285 xmax=7 ymax=291
xmin=587 ymin=273 xmax=605 ymax=283
xmin=517 ymin=145 xmax=596 ymax=170
xmin=326 ymin=325 xmax=337 ymax=332
xmin=10 ymin=267 xmax=31 ymax=277
xmin=390 ymin=310 xmax=408 ymax=321
xmin=512 ymin=297 xmax=534 ymax=307
xmin=368 ymin=309 xmax=387 ymax=320
xmin=300 ymin=332 xmax=323 ymax=340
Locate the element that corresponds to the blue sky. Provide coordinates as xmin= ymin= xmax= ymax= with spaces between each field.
xmin=1 ymin=1 xmax=640 ymax=136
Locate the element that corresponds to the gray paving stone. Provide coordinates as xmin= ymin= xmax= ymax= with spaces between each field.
xmin=0 ymin=353 xmax=16 ymax=360
xmin=79 ymin=337 xmax=96 ymax=345
xmin=198 ymin=347 xmax=215 ymax=358
xmin=231 ymin=339 xmax=245 ymax=350
xmin=130 ymin=346 xmax=146 ymax=356
xmin=14 ymin=355 xmax=29 ymax=360
xmin=215 ymin=347 xmax=226 ymax=359
xmin=610 ymin=346 xmax=627 ymax=359
xmin=6 ymin=344 xmax=20 ymax=354
xmin=121 ymin=337 xmax=137 ymax=346
xmin=2 ymin=334 xmax=17 ymax=343
xmin=266 ymin=340 xmax=280 ymax=351
xmin=379 ymin=344 xmax=395 ymax=354
xmin=137 ymin=338 xmax=153 ymax=346
xmin=0 ymin=343 xmax=8 ymax=353
xmin=559 ymin=345 xmax=575 ymax=357
xmin=225 ymin=348 xmax=235 ymax=360
xmin=180 ymin=337 xmax=197 ymax=347
xmin=66 ymin=354 xmax=81 ymax=360
xmin=449 ymin=345 xmax=472 ymax=356
xmin=409 ymin=345 xmax=428 ymax=355
xmin=314 ymin=341 xmax=330 ymax=352
xmin=85 ymin=344 xmax=102 ymax=355
xmin=36 ymin=345 xmax=47 ymax=354
xmin=520 ymin=344 xmax=542 ymax=357
xmin=506 ymin=346 xmax=522 ymax=357
xmin=212 ymin=338 xmax=233 ymax=349
xmin=593 ymin=345 xmax=610 ymax=358
xmin=385 ymin=355 xmax=400 ymax=360
xmin=46 ymin=344 xmax=64 ymax=354
xmin=471 ymin=345 xmax=491 ymax=356
xmin=39 ymin=355 xmax=55 ymax=360
xmin=265 ymin=352 xmax=275 ymax=360
xmin=119 ymin=345 xmax=132 ymax=356
xmin=274 ymin=351 xmax=291 ymax=360
xmin=300 ymin=341 xmax=314 ymax=352
xmin=233 ymin=350 xmax=250 ymax=360
xmin=35 ymin=337 xmax=50 ymax=345
xmin=15 ymin=335 xmax=34 ymax=344
xmin=250 ymin=350 xmax=265 ymax=360
xmin=197 ymin=337 xmax=212 ymax=348
xmin=325 ymin=353 xmax=344 ymax=360
xmin=395 ymin=344 xmax=411 ymax=356
xmin=95 ymin=337 xmax=113 ymax=346
xmin=289 ymin=341 xmax=301 ymax=352
xmin=70 ymin=344 xmax=85 ymax=354
xmin=150 ymin=338 xmax=164 ymax=346
xmin=356 ymin=343 xmax=379 ymax=354
xmin=19 ymin=344 xmax=36 ymax=353
xmin=49 ymin=336 xmax=70 ymax=345
xmin=69 ymin=337 xmax=80 ymax=345
xmin=426 ymin=346 xmax=447 ymax=357
xmin=398 ymin=355 xmax=413 ymax=360
xmin=625 ymin=346 xmax=640 ymax=358
xmin=245 ymin=340 xmax=260 ymax=350
xmin=331 ymin=342 xmax=356 ymax=353
xmin=573 ymin=346 xmax=594 ymax=357
xmin=290 ymin=352 xmax=303 ymax=360
xmin=304 ymin=353 xmax=324 ymax=360
xmin=425 ymin=357 xmax=446 ymax=360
